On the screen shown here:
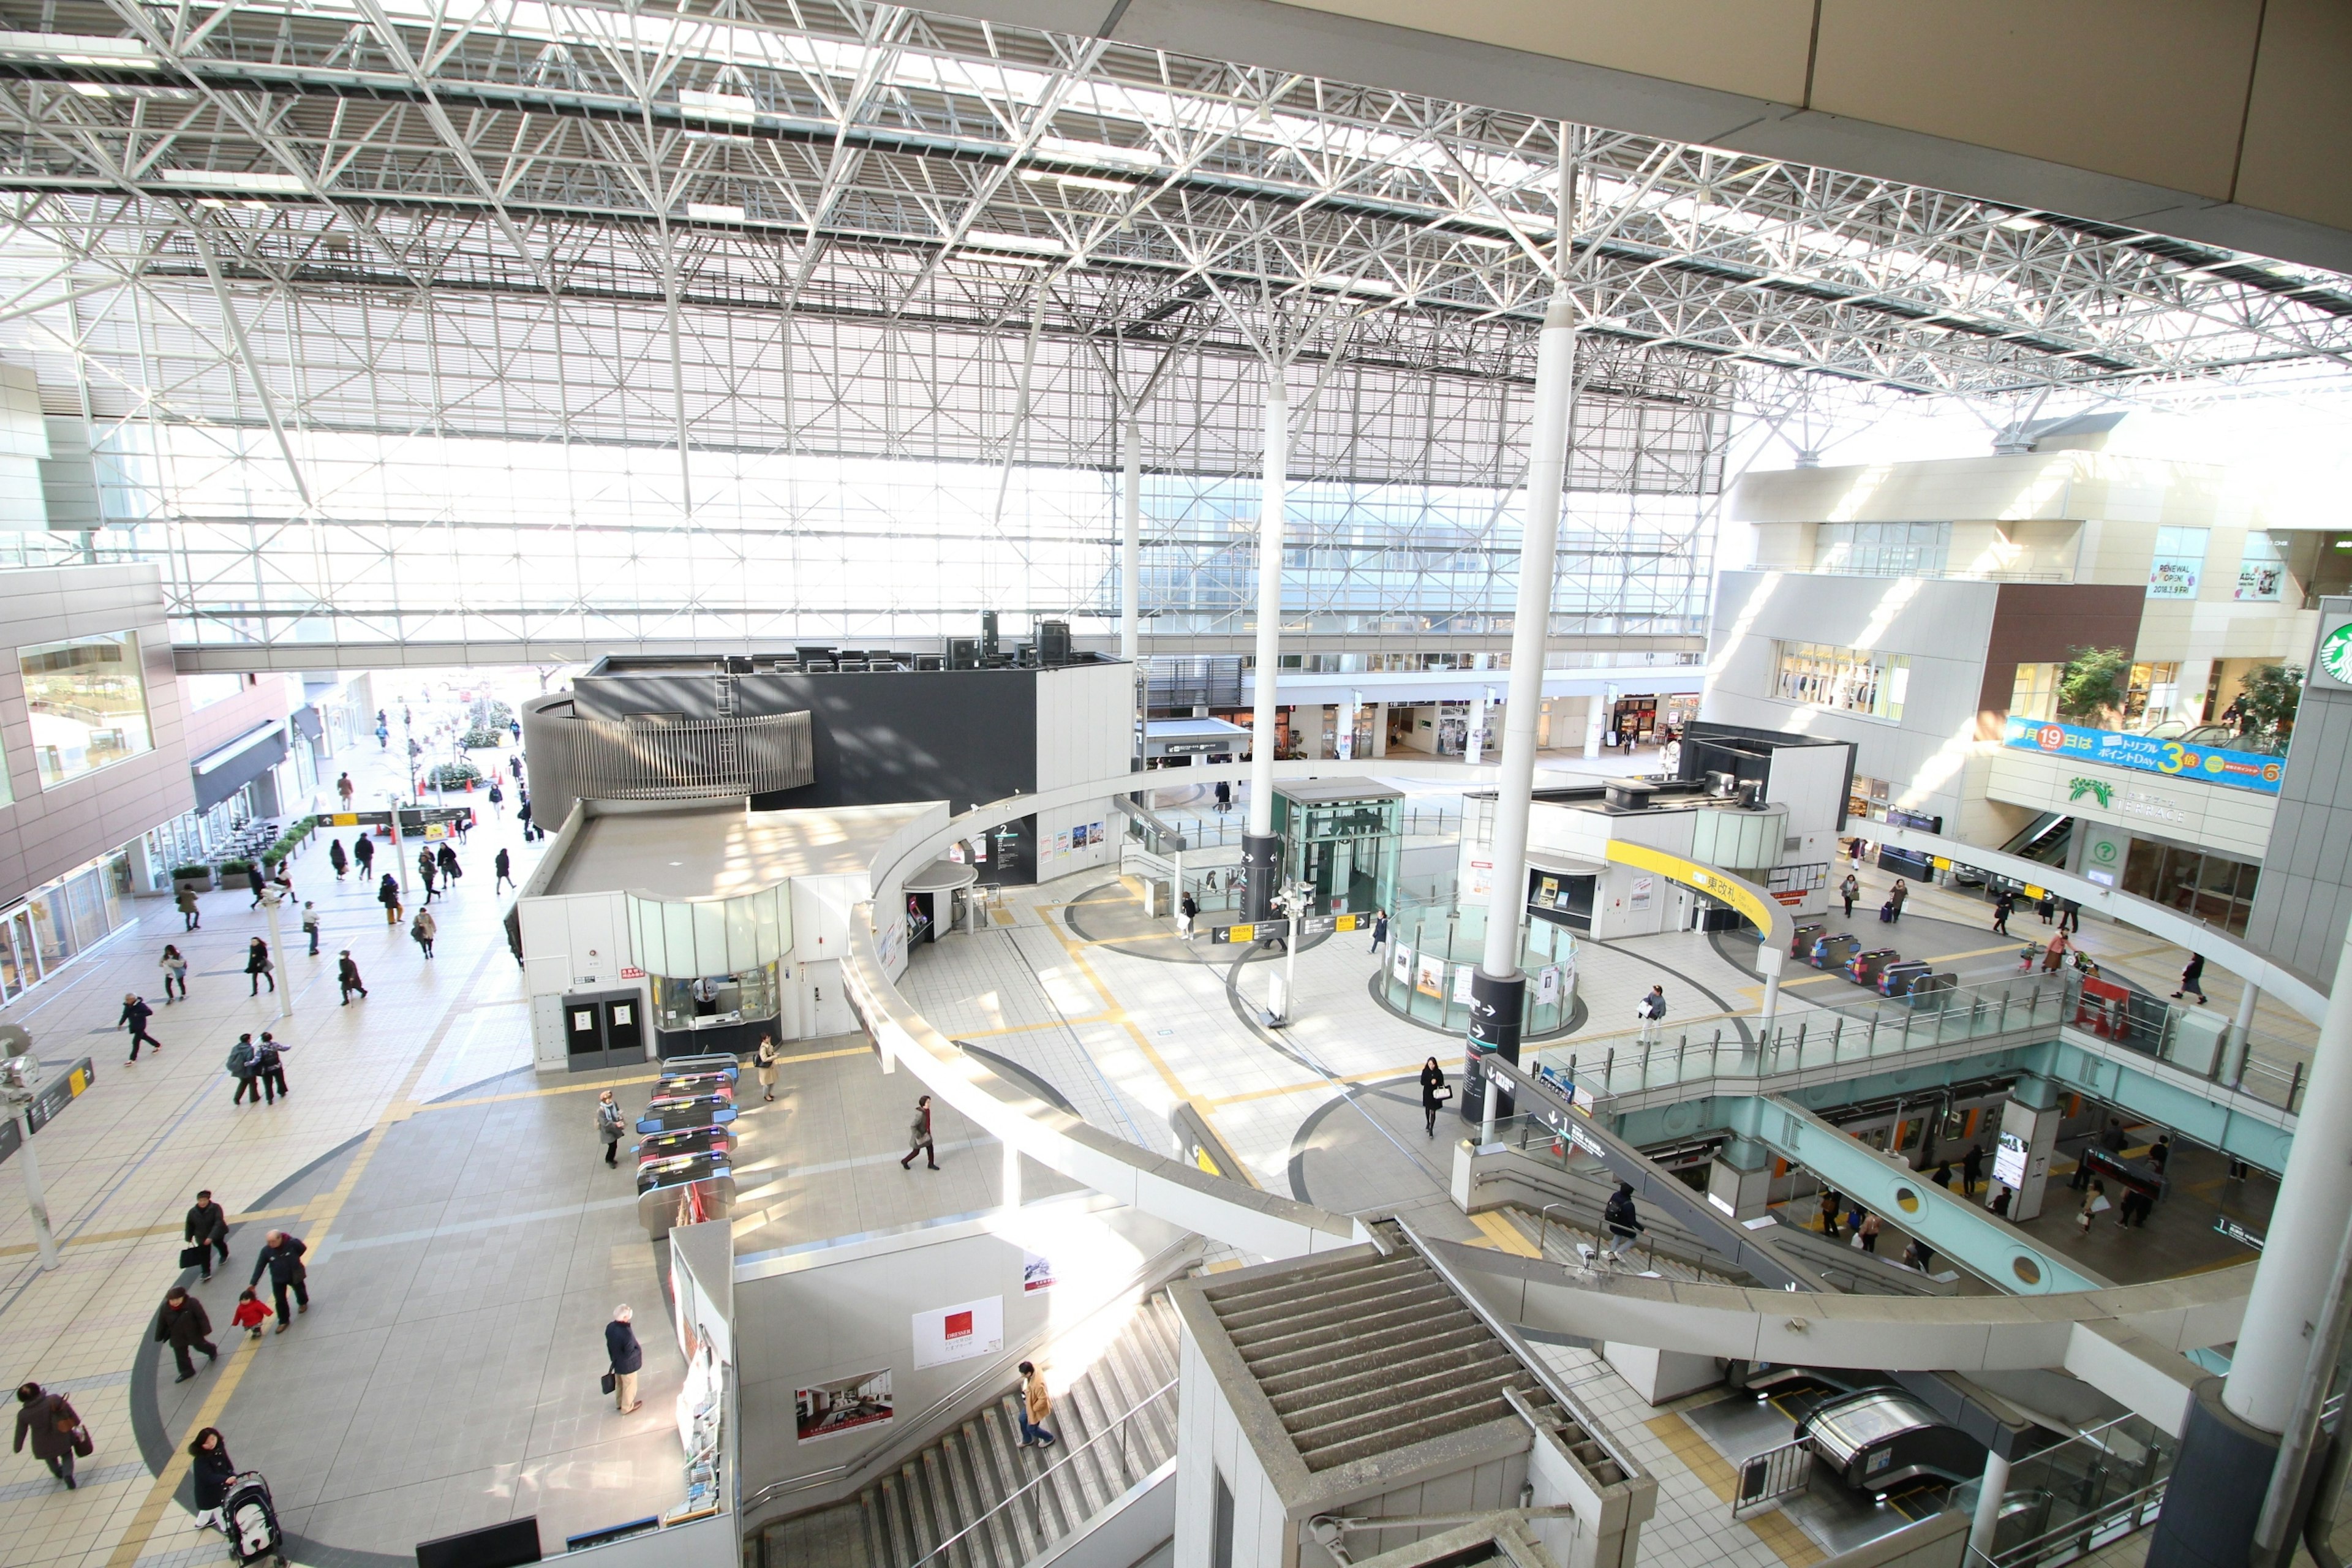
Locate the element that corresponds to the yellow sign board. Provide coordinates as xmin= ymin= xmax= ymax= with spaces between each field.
xmin=1334 ymin=913 xmax=1361 ymax=932
xmin=1602 ymin=839 xmax=1784 ymax=938
xmin=1226 ymin=922 xmax=1256 ymax=943
xmin=328 ymin=812 xmax=361 ymax=826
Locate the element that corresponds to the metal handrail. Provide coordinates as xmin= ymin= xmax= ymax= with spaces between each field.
xmin=902 ymin=1378 xmax=1177 ymax=1568
xmin=1964 ymin=1474 xmax=2168 ymax=1568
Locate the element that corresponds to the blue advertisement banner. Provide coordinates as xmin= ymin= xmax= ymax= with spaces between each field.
xmin=2002 ymin=717 xmax=2286 ymax=796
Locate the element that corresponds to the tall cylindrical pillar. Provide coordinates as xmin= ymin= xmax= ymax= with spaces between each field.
xmin=2230 ymin=982 xmax=2262 ymax=1082
xmin=1969 ymin=1450 xmax=2011 ymax=1559
xmin=1120 ymin=415 xmax=1142 ymax=663
xmin=1464 ymin=129 xmax=1576 ymax=1125
xmin=1242 ymin=376 xmax=1288 ymax=924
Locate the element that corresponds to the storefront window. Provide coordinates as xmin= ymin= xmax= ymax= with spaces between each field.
xmin=1775 ymin=641 xmax=1909 ymax=721
xmin=650 ymin=962 xmax=780 ymax=1034
xmin=2010 ymin=663 xmax=2060 ymax=723
xmin=26 ymin=889 xmax=73 ymax=967
xmin=2236 ymin=532 xmax=2286 ymax=601
xmin=2120 ymin=840 xmax=2259 ymax=934
xmin=2146 ymin=527 xmax=2207 ymax=599
xmin=20 ymin=630 xmax=153 ymax=787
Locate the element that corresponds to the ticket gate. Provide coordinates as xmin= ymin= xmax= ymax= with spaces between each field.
xmin=654 ymin=1072 xmax=736 ymax=1102
xmin=1847 ymin=948 xmax=1899 ymax=986
xmin=638 ymin=1163 xmax=735 ymax=1238
xmin=1877 ymin=960 xmax=1931 ymax=997
xmin=638 ymin=1125 xmax=734 ymax=1164
xmin=636 ymin=1149 xmax=731 ymax=1195
xmin=1790 ymin=922 xmax=1826 ymax=961
xmin=1903 ymin=971 xmax=1959 ymax=1008
xmin=662 ymin=1053 xmax=740 ymax=1081
xmin=1809 ymin=932 xmax=1861 ymax=970
xmin=636 ymin=1093 xmax=737 ymax=1135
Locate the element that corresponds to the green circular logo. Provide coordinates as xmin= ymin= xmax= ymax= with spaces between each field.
xmin=2324 ymin=623 xmax=2352 ymax=684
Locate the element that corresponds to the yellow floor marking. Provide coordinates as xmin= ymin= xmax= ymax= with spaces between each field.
xmin=990 ymin=908 xmax=1017 ymax=925
xmin=0 ymin=1204 xmax=309 ymax=1262
xmin=1469 ymin=1210 xmax=1542 ymax=1257
xmin=106 ymin=940 xmax=502 ymax=1568
xmin=1205 ymin=1061 xmax=1436 ymax=1109
xmin=1646 ymin=1412 xmax=1826 ymax=1568
xmin=1032 ymin=909 xmax=1199 ymax=1108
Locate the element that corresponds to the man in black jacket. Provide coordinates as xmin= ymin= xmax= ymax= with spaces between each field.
xmin=249 ymin=1231 xmax=310 ymax=1330
xmin=119 ymin=993 xmax=162 ymax=1063
xmin=1600 ymin=1182 xmax=1643 ymax=1270
xmin=154 ymin=1287 xmax=218 ymax=1382
xmin=606 ymin=1305 xmax=643 ymax=1414
xmin=184 ymin=1189 xmax=229 ymax=1280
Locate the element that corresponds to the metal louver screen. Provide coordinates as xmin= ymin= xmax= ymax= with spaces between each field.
xmin=566 ymin=710 xmax=815 ymax=803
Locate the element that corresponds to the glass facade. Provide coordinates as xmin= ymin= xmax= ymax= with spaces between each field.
xmin=2146 ymin=526 xmax=2208 ymax=599
xmin=1376 ymin=903 xmax=1577 ymax=1035
xmin=19 ymin=630 xmax=152 ymax=788
xmin=1775 ymin=641 xmax=1910 ymax=721
xmin=2120 ymin=840 xmax=2259 ymax=935
xmin=1813 ymin=521 xmax=1950 ymax=576
xmin=0 ymin=850 xmax=135 ymax=1002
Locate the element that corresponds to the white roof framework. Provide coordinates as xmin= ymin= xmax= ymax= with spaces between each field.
xmin=0 ymin=0 xmax=2343 ymax=658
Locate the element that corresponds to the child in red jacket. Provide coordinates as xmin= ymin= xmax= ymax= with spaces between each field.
xmin=230 ymin=1287 xmax=273 ymax=1340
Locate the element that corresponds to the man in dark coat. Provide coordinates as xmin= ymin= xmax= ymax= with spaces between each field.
xmin=249 ymin=1230 xmax=311 ymax=1329
xmin=606 ymin=1305 xmax=644 ymax=1414
xmin=184 ymin=1189 xmax=229 ymax=1280
xmin=12 ymin=1382 xmax=81 ymax=1487
xmin=246 ymin=862 xmax=267 ymax=907
xmin=155 ymin=1287 xmax=219 ymax=1382
xmin=119 ymin=992 xmax=162 ymax=1063
xmin=494 ymin=847 xmax=514 ymax=891
xmin=338 ymin=949 xmax=369 ymax=1005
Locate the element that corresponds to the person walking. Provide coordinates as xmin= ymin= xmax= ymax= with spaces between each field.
xmin=353 ymin=832 xmax=374 ymax=877
xmin=245 ymin=938 xmax=274 ymax=995
xmin=2037 ymin=892 xmax=2057 ymax=926
xmin=1962 ymin=1142 xmax=1984 ymax=1196
xmin=255 ymin=1033 xmax=290 ymax=1100
xmin=2172 ymin=954 xmax=2209 ymax=1005
xmin=245 ymin=862 xmax=267 ymax=908
xmin=1819 ymin=1188 xmax=1842 ymax=1233
xmin=119 ymin=992 xmax=163 ymax=1063
xmin=160 ymin=943 xmax=189 ymax=1002
xmin=418 ymin=851 xmax=439 ymax=903
xmin=176 ymin=883 xmax=202 ymax=931
xmin=2059 ymin=898 xmax=2081 ymax=933
xmin=13 ymin=1382 xmax=85 ymax=1489
xmin=2077 ymin=1180 xmax=2107 ymax=1233
xmin=1857 ymin=1211 xmax=1883 ymax=1254
xmin=1417 ymin=1056 xmax=1452 ymax=1136
xmin=301 ymin=901 xmax=321 ymax=957
xmin=597 ymin=1090 xmax=625 ymax=1166
xmin=1992 ymin=891 xmax=2013 ymax=935
xmin=1177 ymin=891 xmax=1198 ymax=938
xmin=2041 ymin=932 xmax=2071 ymax=973
xmin=411 ymin=907 xmax=437 ymax=959
xmin=1600 ymin=1182 xmax=1643 ymax=1268
xmin=379 ymin=873 xmax=403 ymax=925
xmin=606 ymin=1305 xmax=643 ymax=1414
xmin=227 ymin=1035 xmax=263 ymax=1106
xmin=190 ymin=1428 xmax=236 ymax=1530
xmin=1016 ymin=1362 xmax=1057 ymax=1449
xmin=247 ymin=1231 xmax=310 ymax=1329
xmin=517 ymin=799 xmax=534 ymax=839
xmin=336 ymin=771 xmax=355 ymax=810
xmin=1839 ymin=872 xmax=1858 ymax=919
xmin=154 ymin=1287 xmax=219 ymax=1384
xmin=488 ymin=782 xmax=505 ymax=820
xmin=186 ymin=1189 xmax=230 ymax=1280
xmin=1213 ymin=779 xmax=1231 ymax=815
xmin=1889 ymin=880 xmax=1909 ymax=922
xmin=328 ymin=838 xmax=349 ymax=881
xmin=900 ymin=1095 xmax=938 ymax=1170
xmin=437 ymin=842 xmax=461 ymax=884
xmin=1370 ymin=908 xmax=1389 ymax=959
xmin=1637 ymin=984 xmax=1666 ymax=1043
xmin=755 ymin=1035 xmax=779 ymax=1102
xmin=510 ymin=752 xmax=523 ymax=781
xmin=494 ymin=846 xmax=514 ymax=891
xmin=1932 ymin=1161 xmax=1953 ymax=1191
xmin=337 ymin=949 xmax=369 ymax=1005
xmin=230 ymin=1289 xmax=271 ymax=1340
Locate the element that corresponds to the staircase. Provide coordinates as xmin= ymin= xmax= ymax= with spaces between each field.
xmin=761 ymin=1291 xmax=1184 ymax=1568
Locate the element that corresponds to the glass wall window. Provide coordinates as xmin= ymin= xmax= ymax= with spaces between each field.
xmin=1814 ymin=521 xmax=1950 ymax=576
xmin=2010 ymin=663 xmax=2060 ymax=723
xmin=2147 ymin=527 xmax=2208 ymax=599
xmin=1774 ymin=641 xmax=1910 ymax=721
xmin=2236 ymin=532 xmax=2286 ymax=601
xmin=20 ymin=631 xmax=153 ymax=787
xmin=650 ymin=962 xmax=780 ymax=1034
xmin=182 ymin=672 xmax=248 ymax=709
xmin=2120 ymin=840 xmax=2258 ymax=935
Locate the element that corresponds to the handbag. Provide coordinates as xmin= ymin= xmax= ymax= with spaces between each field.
xmin=600 ymin=1371 xmax=618 ymax=1395
xmin=70 ymin=1426 xmax=93 ymax=1458
xmin=179 ymin=1245 xmax=209 ymax=1268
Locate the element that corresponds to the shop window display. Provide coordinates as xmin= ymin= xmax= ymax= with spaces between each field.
xmin=20 ymin=630 xmax=153 ymax=787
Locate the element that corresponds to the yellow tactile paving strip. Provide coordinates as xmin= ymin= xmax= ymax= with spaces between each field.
xmin=1646 ymin=1407 xmax=1826 ymax=1568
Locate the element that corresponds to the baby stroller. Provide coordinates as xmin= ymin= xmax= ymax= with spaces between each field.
xmin=222 ymin=1471 xmax=285 ymax=1566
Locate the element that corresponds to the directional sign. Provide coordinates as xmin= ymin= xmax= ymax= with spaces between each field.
xmin=24 ymin=1057 xmax=94 ymax=1135
xmin=2213 ymin=1215 xmax=2265 ymax=1251
xmin=1208 ymin=912 xmax=1363 ymax=943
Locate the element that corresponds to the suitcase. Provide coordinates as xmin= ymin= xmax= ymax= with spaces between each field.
xmin=1879 ymin=902 xmax=1896 ymax=923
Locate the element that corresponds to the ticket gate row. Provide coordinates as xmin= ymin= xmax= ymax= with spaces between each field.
xmin=635 ymin=1054 xmax=742 ymax=1238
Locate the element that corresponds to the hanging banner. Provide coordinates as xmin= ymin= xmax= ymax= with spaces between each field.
xmin=2001 ymin=715 xmax=2283 ymax=795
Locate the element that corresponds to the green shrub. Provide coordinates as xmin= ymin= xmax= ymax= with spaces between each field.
xmin=170 ymin=864 xmax=211 ymax=881
xmin=219 ymin=858 xmax=254 ymax=875
xmin=428 ymin=759 xmax=486 ymax=788
xmin=461 ymin=726 xmax=506 ymax=748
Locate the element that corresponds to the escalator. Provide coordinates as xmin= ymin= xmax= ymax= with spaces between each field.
xmin=2000 ymin=813 xmax=2074 ymax=869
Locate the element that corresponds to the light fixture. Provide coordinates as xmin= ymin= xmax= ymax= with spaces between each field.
xmin=679 ymin=89 xmax=758 ymax=124
xmin=1018 ymin=169 xmax=1134 ymax=194
xmin=0 ymin=31 xmax=157 ymax=67
xmin=1033 ymin=137 xmax=1160 ymax=172
xmin=196 ymin=197 xmax=228 ymax=209
xmin=956 ymin=251 xmax=1054 ymax=268
xmin=162 ymin=168 xmax=307 ymax=194
xmin=239 ymin=200 xmax=270 ymax=211
xmin=1997 ymin=213 xmax=2045 ymax=232
xmin=962 ymin=229 xmax=1068 ymax=257
xmin=1309 ymin=273 xmax=1396 ymax=296
xmin=686 ymin=202 xmax=746 ymax=222
xmin=1446 ymin=231 xmax=1515 ymax=250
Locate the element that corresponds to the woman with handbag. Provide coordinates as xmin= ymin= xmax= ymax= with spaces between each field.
xmin=1419 ymin=1057 xmax=1450 ymax=1137
xmin=13 ymin=1381 xmax=89 ymax=1488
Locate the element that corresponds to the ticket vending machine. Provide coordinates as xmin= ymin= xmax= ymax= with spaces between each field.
xmin=564 ymin=989 xmax=647 ymax=1071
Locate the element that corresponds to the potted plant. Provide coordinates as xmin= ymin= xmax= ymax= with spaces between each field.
xmin=171 ymin=863 xmax=215 ymax=892
xmin=217 ymin=858 xmax=254 ymax=881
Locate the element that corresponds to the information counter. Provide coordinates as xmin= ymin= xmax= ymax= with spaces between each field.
xmin=650 ymin=964 xmax=780 ymax=1060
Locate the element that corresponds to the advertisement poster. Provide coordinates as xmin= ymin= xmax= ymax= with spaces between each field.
xmin=1468 ymin=858 xmax=1493 ymax=897
xmin=1022 ymin=1253 xmax=1055 ymax=1294
xmin=1089 ymin=821 xmax=1104 ymax=846
xmin=2237 ymin=560 xmax=2284 ymax=601
xmin=2001 ymin=715 xmax=2285 ymax=795
xmin=1993 ymin=1131 xmax=2029 ymax=1192
xmin=1536 ymin=965 xmax=1561 ymax=1006
xmin=2146 ymin=556 xmax=2201 ymax=598
xmin=796 ymin=1369 xmax=894 ymax=1442
xmin=1629 ymin=874 xmax=1655 ymax=911
xmin=1414 ymin=952 xmax=1446 ymax=999
xmin=1391 ymin=943 xmax=1413 ymax=984
xmin=1055 ymin=831 xmax=1071 ymax=859
xmin=1451 ymin=963 xmax=1474 ymax=1004
xmin=913 ymin=1295 xmax=1005 ymax=1369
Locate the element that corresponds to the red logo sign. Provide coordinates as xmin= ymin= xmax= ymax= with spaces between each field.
xmin=944 ymin=1310 xmax=973 ymax=1342
xmin=2035 ymin=725 xmax=2066 ymax=752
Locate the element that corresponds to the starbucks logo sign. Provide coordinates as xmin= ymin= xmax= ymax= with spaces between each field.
xmin=2323 ymin=622 xmax=2352 ymax=686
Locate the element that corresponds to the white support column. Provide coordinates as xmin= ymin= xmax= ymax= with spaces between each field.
xmin=1002 ymin=1137 xmax=1022 ymax=1213
xmin=2230 ymin=982 xmax=2262 ymax=1082
xmin=1246 ymin=380 xmax=1287 ymax=839
xmin=1583 ymin=690 xmax=1608 ymax=759
xmin=1120 ymin=415 xmax=1142 ymax=663
xmin=1468 ymin=687 xmax=1491 ymax=766
xmin=2226 ymin=925 xmax=2352 ymax=1432
xmin=1338 ymin=690 xmax=1360 ymax=761
xmin=1969 ymin=1450 xmax=2011 ymax=1559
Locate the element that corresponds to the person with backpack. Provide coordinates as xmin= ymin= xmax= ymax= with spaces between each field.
xmin=1601 ymin=1182 xmax=1643 ymax=1268
xmin=119 ymin=992 xmax=163 ymax=1063
xmin=597 ymin=1090 xmax=625 ymax=1166
xmin=12 ymin=1382 xmax=86 ymax=1488
xmin=379 ymin=873 xmax=403 ymax=925
xmin=227 ymin=1035 xmax=265 ymax=1106
xmin=338 ymin=949 xmax=369 ymax=1005
xmin=411 ymin=907 xmax=437 ymax=959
